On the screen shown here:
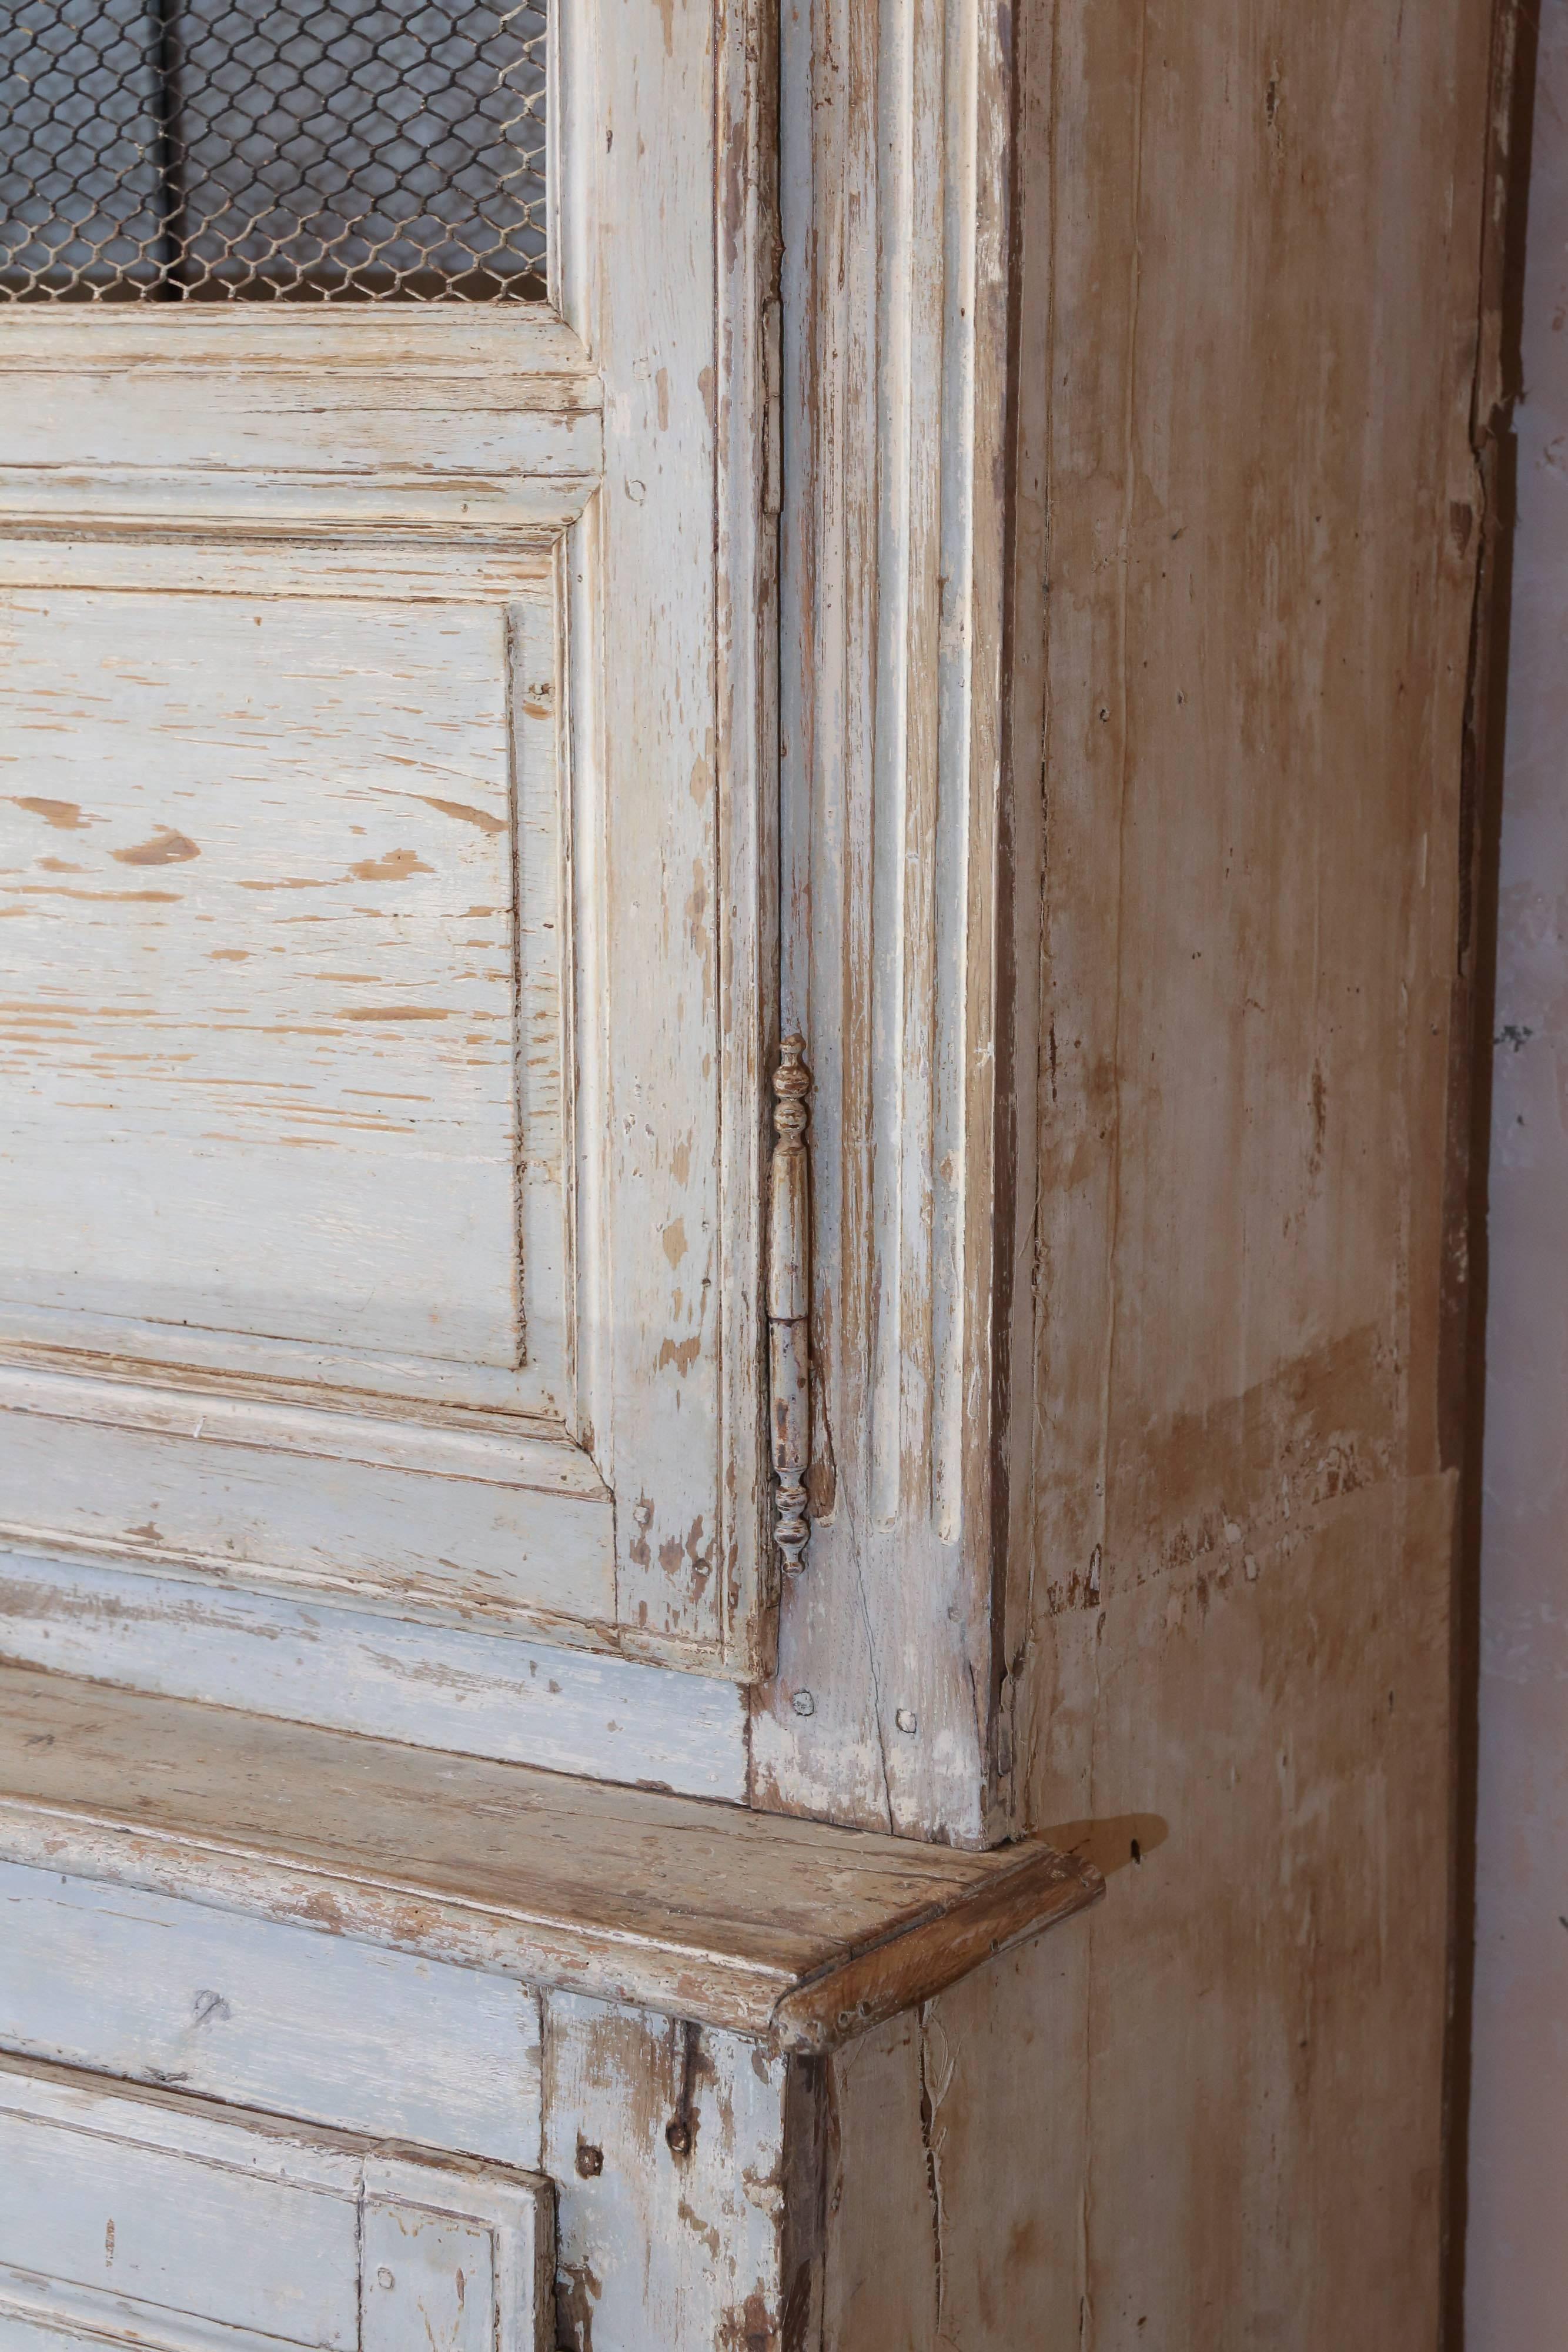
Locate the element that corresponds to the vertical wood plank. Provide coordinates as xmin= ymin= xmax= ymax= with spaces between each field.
xmin=762 ymin=0 xmax=1029 ymax=1843
xmin=543 ymin=1993 xmax=796 ymax=2351
xmin=558 ymin=0 xmax=775 ymax=1663
xmin=1003 ymin=0 xmax=1500 ymax=2341
xmin=820 ymin=1944 xmax=1088 ymax=2350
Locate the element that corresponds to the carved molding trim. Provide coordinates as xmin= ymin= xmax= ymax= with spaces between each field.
xmin=768 ymin=1035 xmax=812 ymax=1573
xmin=761 ymin=0 xmax=1038 ymax=1838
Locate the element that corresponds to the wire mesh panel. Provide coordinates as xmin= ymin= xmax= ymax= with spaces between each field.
xmin=0 ymin=0 xmax=547 ymax=300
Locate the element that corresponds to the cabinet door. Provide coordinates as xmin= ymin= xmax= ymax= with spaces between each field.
xmin=0 ymin=0 xmax=775 ymax=1676
xmin=0 ymin=2057 xmax=551 ymax=2352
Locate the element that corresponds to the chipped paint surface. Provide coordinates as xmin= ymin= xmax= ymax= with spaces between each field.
xmin=0 ymin=590 xmax=539 ymax=1368
xmin=0 ymin=0 xmax=1505 ymax=2337
xmin=0 ymin=1552 xmax=751 ymax=1799
xmin=545 ymin=1997 xmax=795 ymax=2352
xmin=0 ymin=2056 xmax=550 ymax=2349
xmin=757 ymin=0 xmax=1028 ymax=1847
xmin=0 ymin=0 xmax=780 ymax=1677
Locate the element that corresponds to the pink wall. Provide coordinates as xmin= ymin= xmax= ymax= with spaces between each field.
xmin=1468 ymin=4 xmax=1568 ymax=2340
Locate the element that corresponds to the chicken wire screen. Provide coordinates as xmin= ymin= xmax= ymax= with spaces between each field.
xmin=0 ymin=0 xmax=547 ymax=300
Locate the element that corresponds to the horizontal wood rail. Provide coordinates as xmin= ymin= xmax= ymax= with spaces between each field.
xmin=0 ymin=1666 xmax=1101 ymax=2052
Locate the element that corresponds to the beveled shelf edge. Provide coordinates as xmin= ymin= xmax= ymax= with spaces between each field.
xmin=770 ymin=1845 xmax=1105 ymax=2054
xmin=0 ymin=1668 xmax=1104 ymax=2053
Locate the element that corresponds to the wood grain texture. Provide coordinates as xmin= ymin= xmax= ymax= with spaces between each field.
xmin=0 ymin=2053 xmax=552 ymax=2352
xmin=760 ymin=0 xmax=1502 ymax=2331
xmin=0 ymin=1666 xmax=1099 ymax=2052
xmin=716 ymin=0 xmax=784 ymax=1678
xmin=0 ymin=589 xmax=546 ymax=1371
xmin=543 ymin=1995 xmax=800 ymax=2352
xmin=816 ymin=1504 xmax=1461 ymax=2346
xmin=0 ymin=566 xmax=632 ymax=1641
xmin=0 ymin=1862 xmax=544 ymax=2167
xmin=0 ymin=309 xmax=601 ymax=541
xmin=0 ymin=534 xmax=559 ymax=604
xmin=0 ymin=0 xmax=781 ymax=1683
xmin=882 ymin=0 xmax=1497 ymax=2341
xmin=0 ymin=1553 xmax=751 ymax=1800
xmin=555 ymin=0 xmax=777 ymax=1671
xmin=758 ymin=0 xmax=1032 ymax=1843
xmin=0 ymin=1378 xmax=616 ymax=1641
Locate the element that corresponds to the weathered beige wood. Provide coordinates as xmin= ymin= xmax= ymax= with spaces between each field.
xmin=714 ymin=0 xmax=783 ymax=1673
xmin=816 ymin=1933 xmax=1089 ymax=2346
xmin=995 ymin=0 xmax=1502 ymax=2326
xmin=0 ymin=2053 xmax=552 ymax=2352
xmin=0 ymin=1668 xmax=1099 ymax=2053
xmin=805 ymin=0 xmax=1504 ymax=2341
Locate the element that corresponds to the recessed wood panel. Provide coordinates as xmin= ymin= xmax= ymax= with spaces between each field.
xmin=0 ymin=2057 xmax=551 ymax=2352
xmin=0 ymin=587 xmax=556 ymax=1381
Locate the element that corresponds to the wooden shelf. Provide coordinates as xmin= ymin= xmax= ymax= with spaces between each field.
xmin=0 ymin=1666 xmax=1102 ymax=2052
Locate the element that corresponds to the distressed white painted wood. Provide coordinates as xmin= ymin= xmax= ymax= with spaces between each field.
xmin=542 ymin=1994 xmax=800 ymax=2352
xmin=0 ymin=536 xmax=559 ymax=604
xmin=0 ymin=1377 xmax=614 ymax=1639
xmin=756 ymin=0 xmax=1035 ymax=1840
xmin=551 ymin=0 xmax=780 ymax=1672
xmin=0 ymin=0 xmax=1496 ymax=2341
xmin=0 ymin=0 xmax=780 ymax=1682
xmin=0 ymin=2055 xmax=552 ymax=2352
xmin=0 ymin=1864 xmax=543 ymax=2166
xmin=0 ymin=313 xmax=601 ymax=540
xmin=0 ymin=1553 xmax=750 ymax=1799
xmin=0 ymin=586 xmax=562 ymax=1385
xmin=0 ymin=1667 xmax=1101 ymax=2051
